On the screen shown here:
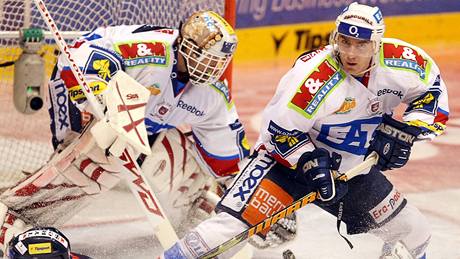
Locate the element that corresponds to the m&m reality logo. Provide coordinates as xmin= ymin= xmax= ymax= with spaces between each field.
xmin=382 ymin=43 xmax=430 ymax=81
xmin=116 ymin=41 xmax=169 ymax=67
xmin=289 ymin=58 xmax=344 ymax=118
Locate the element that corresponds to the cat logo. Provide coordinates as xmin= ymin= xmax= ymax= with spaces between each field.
xmin=92 ymin=59 xmax=111 ymax=80
xmin=275 ymin=135 xmax=299 ymax=147
xmin=335 ymin=97 xmax=356 ymax=114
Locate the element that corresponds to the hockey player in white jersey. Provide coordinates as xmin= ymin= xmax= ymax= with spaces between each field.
xmin=0 ymin=11 xmax=251 ymax=254
xmin=158 ymin=2 xmax=448 ymax=259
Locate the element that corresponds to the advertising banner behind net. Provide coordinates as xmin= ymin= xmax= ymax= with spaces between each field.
xmin=236 ymin=0 xmax=460 ymax=28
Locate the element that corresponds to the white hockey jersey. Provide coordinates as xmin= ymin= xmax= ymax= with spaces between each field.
xmin=47 ymin=25 xmax=249 ymax=177
xmin=255 ymin=38 xmax=449 ymax=173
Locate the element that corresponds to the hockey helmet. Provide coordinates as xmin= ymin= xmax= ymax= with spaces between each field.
xmin=330 ymin=2 xmax=385 ymax=57
xmin=7 ymin=227 xmax=71 ymax=259
xmin=179 ymin=11 xmax=237 ymax=86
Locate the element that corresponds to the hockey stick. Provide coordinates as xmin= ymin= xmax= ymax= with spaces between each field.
xmin=33 ymin=0 xmax=178 ymax=248
xmin=198 ymin=152 xmax=379 ymax=259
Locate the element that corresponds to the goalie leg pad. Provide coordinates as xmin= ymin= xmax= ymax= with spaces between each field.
xmin=0 ymin=126 xmax=123 ymax=230
xmin=140 ymin=129 xmax=214 ymax=235
xmin=0 ymin=202 xmax=30 ymax=254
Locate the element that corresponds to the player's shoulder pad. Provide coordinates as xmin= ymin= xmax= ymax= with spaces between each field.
xmin=287 ymin=51 xmax=346 ymax=119
xmin=379 ymin=38 xmax=435 ymax=84
xmin=208 ymin=80 xmax=233 ymax=109
xmin=132 ymin=25 xmax=175 ymax=34
xmin=294 ymin=46 xmax=330 ymax=66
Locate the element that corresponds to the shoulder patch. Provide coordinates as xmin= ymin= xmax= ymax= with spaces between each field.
xmin=297 ymin=47 xmax=327 ymax=63
xmin=288 ymin=57 xmax=345 ymax=118
xmin=404 ymin=88 xmax=442 ymax=116
xmin=380 ymin=42 xmax=432 ymax=83
xmin=210 ymin=80 xmax=233 ymax=109
xmin=267 ymin=120 xmax=311 ymax=159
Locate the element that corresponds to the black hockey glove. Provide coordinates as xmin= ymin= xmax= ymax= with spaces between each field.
xmin=297 ymin=148 xmax=345 ymax=205
xmin=366 ymin=114 xmax=421 ymax=171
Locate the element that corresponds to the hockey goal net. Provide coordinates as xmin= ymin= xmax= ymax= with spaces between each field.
xmin=0 ymin=0 xmax=234 ymax=189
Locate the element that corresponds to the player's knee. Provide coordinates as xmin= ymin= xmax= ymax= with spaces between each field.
xmin=372 ymin=203 xmax=430 ymax=259
xmin=160 ymin=212 xmax=248 ymax=259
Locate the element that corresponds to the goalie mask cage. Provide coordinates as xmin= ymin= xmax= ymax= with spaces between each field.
xmin=0 ymin=0 xmax=235 ymax=190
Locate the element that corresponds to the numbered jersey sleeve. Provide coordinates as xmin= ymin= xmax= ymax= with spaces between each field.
xmin=392 ymin=39 xmax=450 ymax=140
xmin=190 ymin=82 xmax=250 ymax=178
xmin=255 ymin=50 xmax=343 ymax=168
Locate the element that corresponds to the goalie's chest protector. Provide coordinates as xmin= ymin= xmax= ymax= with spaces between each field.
xmin=108 ymin=26 xmax=210 ymax=135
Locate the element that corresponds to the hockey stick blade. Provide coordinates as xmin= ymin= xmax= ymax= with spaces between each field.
xmin=198 ymin=152 xmax=378 ymax=259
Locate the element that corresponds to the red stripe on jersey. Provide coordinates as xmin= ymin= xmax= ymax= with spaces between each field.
xmin=434 ymin=110 xmax=449 ymax=125
xmin=195 ymin=144 xmax=239 ymax=177
xmin=61 ymin=69 xmax=79 ymax=89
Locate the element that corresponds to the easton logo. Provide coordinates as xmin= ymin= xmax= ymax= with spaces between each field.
xmin=116 ymin=41 xmax=168 ymax=67
xmin=289 ymin=58 xmax=344 ymax=118
xmin=382 ymin=43 xmax=429 ymax=80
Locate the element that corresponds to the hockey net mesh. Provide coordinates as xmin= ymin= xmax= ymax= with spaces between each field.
xmin=0 ymin=0 xmax=227 ymax=189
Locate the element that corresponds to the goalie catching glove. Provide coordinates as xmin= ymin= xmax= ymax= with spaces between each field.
xmin=366 ymin=114 xmax=421 ymax=171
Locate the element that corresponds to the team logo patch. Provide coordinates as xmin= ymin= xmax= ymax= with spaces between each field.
xmin=382 ymin=43 xmax=430 ymax=81
xmin=404 ymin=88 xmax=442 ymax=116
xmin=146 ymin=83 xmax=161 ymax=95
xmin=335 ymin=97 xmax=356 ymax=114
xmin=150 ymin=101 xmax=172 ymax=121
xmin=289 ymin=57 xmax=345 ymax=118
xmin=267 ymin=121 xmax=311 ymax=159
xmin=84 ymin=50 xmax=120 ymax=79
xmin=367 ymin=97 xmax=382 ymax=115
xmin=115 ymin=41 xmax=169 ymax=67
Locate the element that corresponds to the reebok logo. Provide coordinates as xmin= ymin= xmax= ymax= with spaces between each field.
xmin=177 ymin=100 xmax=205 ymax=117
xmin=377 ymin=88 xmax=403 ymax=99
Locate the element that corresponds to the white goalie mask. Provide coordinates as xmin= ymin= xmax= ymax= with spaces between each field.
xmin=330 ymin=2 xmax=385 ymax=58
xmin=179 ymin=11 xmax=237 ymax=86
